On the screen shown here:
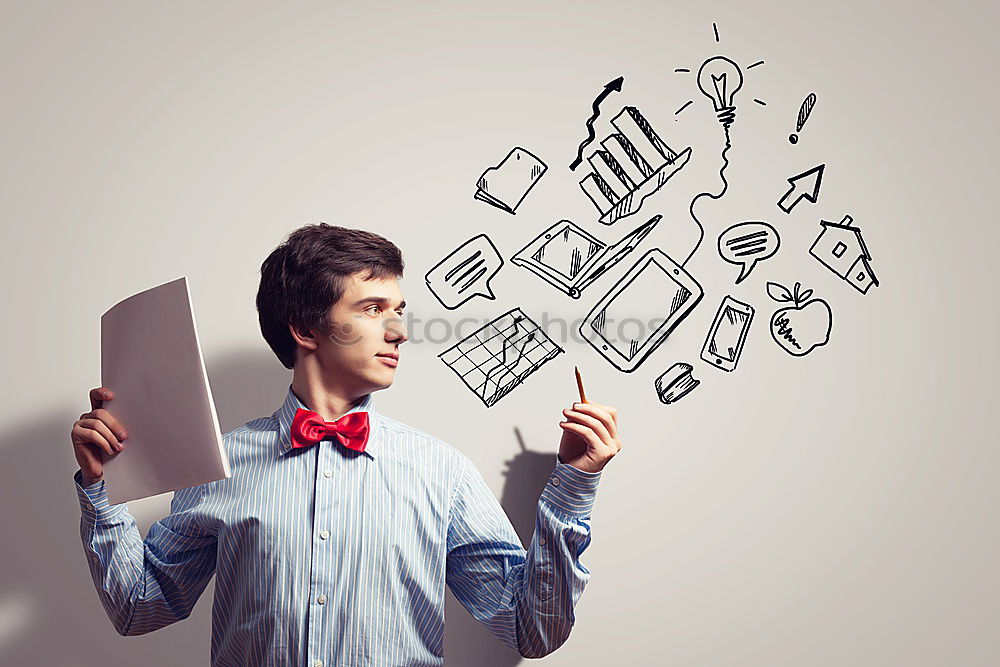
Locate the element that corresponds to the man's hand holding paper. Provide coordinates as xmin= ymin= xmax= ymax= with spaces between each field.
xmin=71 ymin=386 xmax=128 ymax=487
xmin=74 ymin=276 xmax=231 ymax=502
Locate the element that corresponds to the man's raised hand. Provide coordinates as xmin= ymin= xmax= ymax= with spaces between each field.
xmin=557 ymin=401 xmax=622 ymax=473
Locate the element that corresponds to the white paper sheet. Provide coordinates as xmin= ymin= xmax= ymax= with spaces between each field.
xmin=100 ymin=276 xmax=230 ymax=504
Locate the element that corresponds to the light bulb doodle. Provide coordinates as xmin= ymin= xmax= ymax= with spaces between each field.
xmin=672 ymin=25 xmax=765 ymax=267
xmin=697 ymin=56 xmax=744 ymax=127
xmin=680 ymin=54 xmax=744 ymax=268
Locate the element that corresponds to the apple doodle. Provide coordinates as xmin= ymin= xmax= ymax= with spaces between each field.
xmin=765 ymin=281 xmax=832 ymax=357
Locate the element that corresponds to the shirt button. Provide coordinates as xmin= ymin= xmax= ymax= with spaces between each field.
xmin=323 ymin=468 xmax=332 ymax=478
xmin=319 ymin=530 xmax=330 ymax=540
xmin=313 ymin=661 xmax=323 ymax=667
xmin=538 ymin=537 xmax=546 ymax=546
xmin=551 ymin=476 xmax=561 ymax=487
xmin=317 ymin=594 xmax=327 ymax=605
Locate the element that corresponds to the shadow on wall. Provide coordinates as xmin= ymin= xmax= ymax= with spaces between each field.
xmin=0 ymin=346 xmax=553 ymax=665
xmin=0 ymin=348 xmax=289 ymax=666
xmin=443 ymin=428 xmax=556 ymax=666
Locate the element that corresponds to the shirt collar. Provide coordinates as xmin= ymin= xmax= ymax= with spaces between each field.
xmin=275 ymin=384 xmax=380 ymax=459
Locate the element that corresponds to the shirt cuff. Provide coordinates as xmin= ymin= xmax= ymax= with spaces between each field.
xmin=74 ymin=469 xmax=128 ymax=525
xmin=539 ymin=456 xmax=602 ymax=518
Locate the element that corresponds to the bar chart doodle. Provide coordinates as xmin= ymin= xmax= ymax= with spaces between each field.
xmin=439 ymin=308 xmax=563 ymax=407
xmin=578 ymin=106 xmax=692 ymax=225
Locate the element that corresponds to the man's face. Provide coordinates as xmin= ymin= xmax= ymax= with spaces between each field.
xmin=296 ymin=272 xmax=408 ymax=396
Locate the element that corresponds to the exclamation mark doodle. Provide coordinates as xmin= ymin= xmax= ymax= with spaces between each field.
xmin=789 ymin=93 xmax=817 ymax=144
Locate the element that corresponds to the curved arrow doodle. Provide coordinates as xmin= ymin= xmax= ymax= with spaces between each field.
xmin=569 ymin=76 xmax=625 ymax=171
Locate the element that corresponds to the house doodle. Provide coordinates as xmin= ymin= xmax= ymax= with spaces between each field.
xmin=809 ymin=214 xmax=879 ymax=294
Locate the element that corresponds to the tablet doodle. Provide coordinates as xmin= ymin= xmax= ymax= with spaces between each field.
xmin=579 ymin=248 xmax=703 ymax=373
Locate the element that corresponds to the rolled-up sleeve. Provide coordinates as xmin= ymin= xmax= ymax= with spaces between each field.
xmin=445 ymin=453 xmax=601 ymax=658
xmin=75 ymin=469 xmax=218 ymax=636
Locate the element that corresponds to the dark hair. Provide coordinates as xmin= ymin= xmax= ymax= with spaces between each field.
xmin=256 ymin=223 xmax=404 ymax=369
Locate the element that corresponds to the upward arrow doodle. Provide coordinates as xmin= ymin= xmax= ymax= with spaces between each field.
xmin=569 ymin=76 xmax=625 ymax=171
xmin=777 ymin=164 xmax=825 ymax=213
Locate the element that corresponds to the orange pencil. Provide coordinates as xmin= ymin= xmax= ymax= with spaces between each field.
xmin=574 ymin=366 xmax=588 ymax=404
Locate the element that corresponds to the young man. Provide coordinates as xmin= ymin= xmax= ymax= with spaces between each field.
xmin=70 ymin=224 xmax=623 ymax=666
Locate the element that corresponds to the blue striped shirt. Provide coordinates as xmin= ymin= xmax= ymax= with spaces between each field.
xmin=74 ymin=385 xmax=602 ymax=666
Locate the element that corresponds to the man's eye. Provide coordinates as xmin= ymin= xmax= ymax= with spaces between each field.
xmin=365 ymin=305 xmax=380 ymax=314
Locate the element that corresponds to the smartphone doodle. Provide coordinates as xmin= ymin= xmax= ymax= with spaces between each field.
xmin=700 ymin=296 xmax=754 ymax=372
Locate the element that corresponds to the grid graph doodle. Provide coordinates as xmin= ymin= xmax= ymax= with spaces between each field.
xmin=438 ymin=308 xmax=563 ymax=408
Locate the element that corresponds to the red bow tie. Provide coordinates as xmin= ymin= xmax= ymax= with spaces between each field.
xmin=290 ymin=408 xmax=370 ymax=453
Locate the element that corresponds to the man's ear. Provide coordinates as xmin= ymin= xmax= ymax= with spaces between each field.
xmin=288 ymin=321 xmax=319 ymax=352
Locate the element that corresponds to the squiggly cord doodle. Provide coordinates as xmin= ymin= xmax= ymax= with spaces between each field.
xmin=682 ymin=125 xmax=732 ymax=267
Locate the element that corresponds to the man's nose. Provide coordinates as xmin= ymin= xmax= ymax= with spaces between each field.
xmin=385 ymin=316 xmax=408 ymax=343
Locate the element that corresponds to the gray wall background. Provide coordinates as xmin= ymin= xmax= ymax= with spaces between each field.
xmin=1 ymin=1 xmax=997 ymax=665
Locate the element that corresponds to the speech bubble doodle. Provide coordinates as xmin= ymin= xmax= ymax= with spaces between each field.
xmin=717 ymin=221 xmax=781 ymax=284
xmin=425 ymin=234 xmax=503 ymax=310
